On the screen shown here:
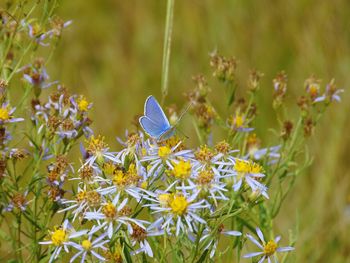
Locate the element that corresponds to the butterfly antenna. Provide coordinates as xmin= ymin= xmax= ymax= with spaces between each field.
xmin=176 ymin=101 xmax=193 ymax=124
xmin=177 ymin=127 xmax=189 ymax=139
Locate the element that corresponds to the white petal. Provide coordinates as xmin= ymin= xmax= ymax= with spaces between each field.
xmin=256 ymin=228 xmax=266 ymax=243
xmin=243 ymin=251 xmax=264 ymax=258
xmin=276 ymin=246 xmax=294 ymax=252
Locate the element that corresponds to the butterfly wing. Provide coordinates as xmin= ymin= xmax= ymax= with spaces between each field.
xmin=139 ymin=116 xmax=169 ymax=138
xmin=158 ymin=126 xmax=176 ymax=141
xmin=144 ymin=96 xmax=171 ymax=128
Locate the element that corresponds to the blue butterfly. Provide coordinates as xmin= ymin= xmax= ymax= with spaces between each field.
xmin=139 ymin=96 xmax=175 ymax=141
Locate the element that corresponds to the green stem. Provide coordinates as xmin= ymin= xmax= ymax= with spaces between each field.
xmin=161 ymin=0 xmax=175 ymax=104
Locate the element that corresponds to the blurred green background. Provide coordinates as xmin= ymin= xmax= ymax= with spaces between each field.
xmin=50 ymin=0 xmax=350 ymax=262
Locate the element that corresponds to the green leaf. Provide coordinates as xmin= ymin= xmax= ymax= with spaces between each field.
xmin=123 ymin=243 xmax=133 ymax=263
xmin=196 ymin=249 xmax=209 ymax=263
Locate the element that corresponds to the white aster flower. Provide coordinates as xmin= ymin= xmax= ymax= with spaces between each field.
xmin=69 ymin=226 xmax=109 ymax=263
xmin=243 ymin=227 xmax=294 ymax=263
xmin=226 ymin=159 xmax=269 ymax=199
xmin=144 ymin=191 xmax=208 ymax=236
xmin=141 ymin=140 xmax=193 ymax=181
xmin=84 ymin=192 xmax=146 ymax=238
xmin=39 ymin=220 xmax=88 ymax=263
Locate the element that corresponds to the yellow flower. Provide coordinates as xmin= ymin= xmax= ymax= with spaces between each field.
xmin=169 ymin=195 xmax=188 ymax=216
xmin=234 ymin=159 xmax=251 ymax=174
xmin=82 ymin=239 xmax=92 ymax=250
xmin=171 ymin=160 xmax=192 ymax=180
xmin=234 ymin=159 xmax=263 ymax=174
xmin=102 ymin=202 xmax=117 ymax=219
xmin=113 ymin=170 xmax=128 ymax=186
xmin=158 ymin=146 xmax=171 ymax=159
xmin=51 ymin=228 xmax=68 ymax=246
xmin=0 ymin=107 xmax=11 ymax=121
xmin=232 ymin=113 xmax=244 ymax=128
xmin=250 ymin=162 xmax=263 ymax=173
xmin=264 ymin=240 xmax=277 ymax=256
xmin=77 ymin=96 xmax=90 ymax=112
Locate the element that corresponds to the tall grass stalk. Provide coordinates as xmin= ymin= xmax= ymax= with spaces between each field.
xmin=161 ymin=0 xmax=174 ymax=104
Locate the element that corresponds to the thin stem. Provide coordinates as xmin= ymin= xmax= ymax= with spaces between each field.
xmin=161 ymin=0 xmax=175 ymax=104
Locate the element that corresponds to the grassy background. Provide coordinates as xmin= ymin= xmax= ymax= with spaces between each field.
xmin=49 ymin=1 xmax=350 ymax=262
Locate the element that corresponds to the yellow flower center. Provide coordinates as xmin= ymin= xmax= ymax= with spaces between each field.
xmin=112 ymin=164 xmax=140 ymax=187
xmin=250 ymin=162 xmax=263 ymax=173
xmin=82 ymin=239 xmax=92 ymax=250
xmin=264 ymin=240 xmax=277 ymax=256
xmin=0 ymin=107 xmax=10 ymax=121
xmin=76 ymin=191 xmax=87 ymax=202
xmin=169 ymin=195 xmax=188 ymax=216
xmin=158 ymin=146 xmax=171 ymax=159
xmin=51 ymin=229 xmax=68 ymax=246
xmin=308 ymin=84 xmax=319 ymax=97
xmin=102 ymin=202 xmax=117 ymax=219
xmin=77 ymin=96 xmax=89 ymax=111
xmin=234 ymin=159 xmax=263 ymax=174
xmin=113 ymin=170 xmax=128 ymax=186
xmin=233 ymin=114 xmax=244 ymax=128
xmin=159 ymin=136 xmax=185 ymax=152
xmin=234 ymin=159 xmax=251 ymax=173
xmin=171 ymin=160 xmax=192 ymax=180
xmin=86 ymin=135 xmax=107 ymax=155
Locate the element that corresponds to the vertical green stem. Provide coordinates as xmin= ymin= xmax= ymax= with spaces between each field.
xmin=161 ymin=0 xmax=175 ymax=104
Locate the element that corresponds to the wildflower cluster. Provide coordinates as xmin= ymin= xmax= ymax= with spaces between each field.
xmin=0 ymin=1 xmax=344 ymax=263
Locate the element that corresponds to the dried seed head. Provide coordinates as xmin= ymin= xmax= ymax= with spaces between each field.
xmin=118 ymin=205 xmax=132 ymax=216
xmin=130 ymin=223 xmax=147 ymax=242
xmin=11 ymin=193 xmax=27 ymax=210
xmin=48 ymin=115 xmax=61 ymax=131
xmin=210 ymin=52 xmax=238 ymax=82
xmin=79 ymin=165 xmax=94 ymax=180
xmin=195 ymin=103 xmax=216 ymax=129
xmin=48 ymin=186 xmax=65 ymax=201
xmin=273 ymin=71 xmax=288 ymax=98
xmin=61 ymin=118 xmax=74 ymax=131
xmin=195 ymin=145 xmax=214 ymax=162
xmin=248 ymin=69 xmax=264 ymax=92
xmin=33 ymin=57 xmax=45 ymax=69
xmin=10 ymin=149 xmax=29 ymax=160
xmin=297 ymin=96 xmax=309 ymax=113
xmin=281 ymin=121 xmax=293 ymax=140
xmin=31 ymin=99 xmax=41 ymax=112
xmin=273 ymin=71 xmax=288 ymax=108
xmin=0 ymin=159 xmax=6 ymax=179
xmin=56 ymin=155 xmax=69 ymax=172
xmin=197 ymin=170 xmax=214 ymax=185
xmin=304 ymin=117 xmax=314 ymax=137
xmin=215 ymin=140 xmax=231 ymax=155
